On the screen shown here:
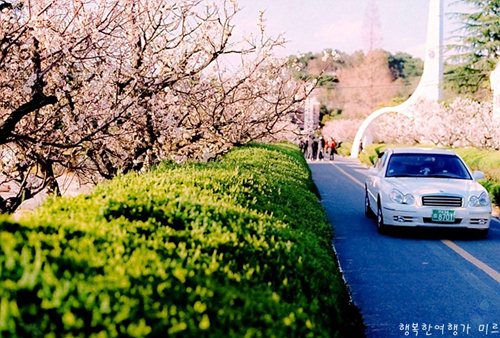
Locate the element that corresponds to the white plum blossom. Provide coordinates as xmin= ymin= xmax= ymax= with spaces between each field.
xmin=373 ymin=98 xmax=499 ymax=149
xmin=0 ymin=0 xmax=310 ymax=212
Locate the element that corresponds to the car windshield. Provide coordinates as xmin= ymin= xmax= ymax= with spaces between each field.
xmin=385 ymin=153 xmax=472 ymax=179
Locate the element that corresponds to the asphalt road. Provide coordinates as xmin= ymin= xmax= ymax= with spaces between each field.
xmin=309 ymin=157 xmax=500 ymax=338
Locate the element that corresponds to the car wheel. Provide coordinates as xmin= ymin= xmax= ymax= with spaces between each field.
xmin=376 ymin=201 xmax=388 ymax=234
xmin=364 ymin=187 xmax=373 ymax=218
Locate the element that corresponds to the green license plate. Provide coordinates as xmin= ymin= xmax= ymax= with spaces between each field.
xmin=432 ymin=209 xmax=455 ymax=223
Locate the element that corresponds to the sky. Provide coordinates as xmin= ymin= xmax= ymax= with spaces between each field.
xmin=233 ymin=0 xmax=469 ymax=59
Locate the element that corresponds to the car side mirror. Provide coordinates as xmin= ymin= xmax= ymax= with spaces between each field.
xmin=472 ymin=171 xmax=485 ymax=180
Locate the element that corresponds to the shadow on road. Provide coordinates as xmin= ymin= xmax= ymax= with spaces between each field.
xmin=381 ymin=226 xmax=497 ymax=241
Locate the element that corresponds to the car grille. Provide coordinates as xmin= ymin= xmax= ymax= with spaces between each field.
xmin=422 ymin=195 xmax=463 ymax=207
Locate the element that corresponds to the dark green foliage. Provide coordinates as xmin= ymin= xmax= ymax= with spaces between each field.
xmin=316 ymin=74 xmax=339 ymax=89
xmin=288 ymin=53 xmax=316 ymax=81
xmin=0 ymin=143 xmax=364 ymax=337
xmin=450 ymin=0 xmax=500 ymax=62
xmin=320 ymin=105 xmax=342 ymax=127
xmin=447 ymin=0 xmax=500 ymax=96
xmin=479 ymin=180 xmax=500 ymax=205
xmin=444 ymin=61 xmax=495 ymax=98
xmin=387 ymin=52 xmax=424 ymax=81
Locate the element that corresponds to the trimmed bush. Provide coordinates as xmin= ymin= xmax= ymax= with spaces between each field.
xmin=454 ymin=148 xmax=500 ymax=182
xmin=454 ymin=148 xmax=500 ymax=205
xmin=358 ymin=144 xmax=386 ymax=166
xmin=336 ymin=142 xmax=352 ymax=157
xmin=477 ymin=180 xmax=500 ymax=206
xmin=0 ymin=143 xmax=364 ymax=337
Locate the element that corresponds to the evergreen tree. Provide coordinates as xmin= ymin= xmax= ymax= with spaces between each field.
xmin=388 ymin=52 xmax=424 ymax=81
xmin=447 ymin=0 xmax=500 ymax=96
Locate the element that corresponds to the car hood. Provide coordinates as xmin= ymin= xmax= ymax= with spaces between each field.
xmin=387 ymin=178 xmax=485 ymax=196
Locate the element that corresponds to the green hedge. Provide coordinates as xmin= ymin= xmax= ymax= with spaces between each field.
xmin=454 ymin=148 xmax=500 ymax=182
xmin=336 ymin=142 xmax=352 ymax=157
xmin=357 ymin=144 xmax=500 ymax=205
xmin=454 ymin=148 xmax=500 ymax=205
xmin=0 ymin=143 xmax=364 ymax=337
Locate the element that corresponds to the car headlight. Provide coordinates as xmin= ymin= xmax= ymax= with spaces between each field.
xmin=390 ymin=189 xmax=415 ymax=205
xmin=468 ymin=191 xmax=490 ymax=207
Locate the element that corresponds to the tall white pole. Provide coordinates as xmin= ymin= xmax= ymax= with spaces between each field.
xmin=408 ymin=0 xmax=444 ymax=103
xmin=350 ymin=0 xmax=444 ymax=158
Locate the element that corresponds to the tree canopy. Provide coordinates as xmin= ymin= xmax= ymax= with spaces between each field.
xmin=0 ymin=0 xmax=312 ymax=213
xmin=289 ymin=49 xmax=424 ymax=120
xmin=447 ymin=0 xmax=500 ymax=96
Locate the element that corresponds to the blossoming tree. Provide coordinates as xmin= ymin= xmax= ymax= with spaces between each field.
xmin=0 ymin=0 xmax=310 ymax=212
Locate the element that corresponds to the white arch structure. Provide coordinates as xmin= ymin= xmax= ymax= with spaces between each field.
xmin=350 ymin=0 xmax=444 ymax=158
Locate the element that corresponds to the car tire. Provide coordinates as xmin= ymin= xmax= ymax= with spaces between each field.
xmin=376 ymin=201 xmax=388 ymax=234
xmin=364 ymin=187 xmax=374 ymax=218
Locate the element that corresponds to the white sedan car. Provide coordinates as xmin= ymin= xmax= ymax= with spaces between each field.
xmin=365 ymin=148 xmax=491 ymax=237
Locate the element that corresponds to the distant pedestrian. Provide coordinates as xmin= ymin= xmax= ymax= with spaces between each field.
xmin=312 ymin=137 xmax=319 ymax=160
xmin=325 ymin=138 xmax=336 ymax=161
xmin=306 ymin=135 xmax=314 ymax=160
xmin=316 ymin=137 xmax=324 ymax=161
xmin=299 ymin=138 xmax=307 ymax=155
xmin=329 ymin=138 xmax=337 ymax=160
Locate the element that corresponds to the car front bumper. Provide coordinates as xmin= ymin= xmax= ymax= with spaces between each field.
xmin=382 ymin=204 xmax=491 ymax=229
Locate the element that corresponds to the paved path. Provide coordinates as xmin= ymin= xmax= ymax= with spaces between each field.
xmin=1 ymin=174 xmax=93 ymax=218
xmin=309 ymin=157 xmax=499 ymax=338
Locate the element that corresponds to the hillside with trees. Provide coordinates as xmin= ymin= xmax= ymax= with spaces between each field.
xmin=290 ymin=49 xmax=423 ymax=126
xmin=294 ymin=0 xmax=499 ymax=150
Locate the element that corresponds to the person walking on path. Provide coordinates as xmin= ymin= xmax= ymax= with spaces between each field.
xmin=324 ymin=138 xmax=337 ymax=161
xmin=305 ymin=135 xmax=314 ymax=160
xmin=329 ymin=138 xmax=337 ymax=160
xmin=316 ymin=136 xmax=324 ymax=161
